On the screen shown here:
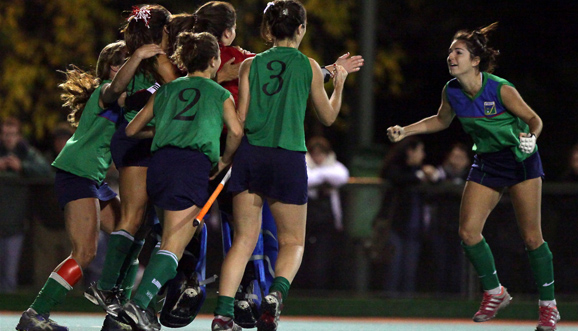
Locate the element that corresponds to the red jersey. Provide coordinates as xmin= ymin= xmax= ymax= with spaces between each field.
xmin=219 ymin=44 xmax=255 ymax=105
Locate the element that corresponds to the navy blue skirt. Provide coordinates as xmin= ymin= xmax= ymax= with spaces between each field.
xmin=467 ymin=149 xmax=544 ymax=188
xmin=110 ymin=119 xmax=153 ymax=168
xmin=147 ymin=146 xmax=212 ymax=211
xmin=54 ymin=169 xmax=117 ymax=209
xmin=228 ymin=137 xmax=308 ymax=205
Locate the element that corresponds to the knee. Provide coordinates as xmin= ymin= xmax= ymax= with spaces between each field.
xmin=233 ymin=232 xmax=260 ymax=254
xmin=278 ymin=235 xmax=305 ymax=252
xmin=521 ymin=234 xmax=544 ymax=251
xmin=71 ymin=246 xmax=97 ymax=268
xmin=458 ymin=227 xmax=482 ymax=246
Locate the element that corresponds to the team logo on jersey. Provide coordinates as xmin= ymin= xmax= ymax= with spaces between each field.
xmin=484 ymin=101 xmax=496 ymax=116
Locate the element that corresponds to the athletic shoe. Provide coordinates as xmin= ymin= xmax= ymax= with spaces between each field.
xmin=16 ymin=308 xmax=69 ymax=331
xmin=101 ymin=314 xmax=131 ymax=331
xmin=118 ymin=301 xmax=154 ymax=331
xmin=234 ymin=280 xmax=261 ymax=328
xmin=536 ymin=305 xmax=561 ymax=331
xmin=473 ymin=286 xmax=512 ymax=322
xmin=146 ymin=306 xmax=161 ymax=331
xmin=256 ymin=291 xmax=283 ymax=331
xmin=211 ymin=315 xmax=242 ymax=331
xmin=235 ymin=299 xmax=258 ymax=328
xmin=85 ymin=282 xmax=122 ymax=317
xmin=159 ymin=271 xmax=206 ymax=328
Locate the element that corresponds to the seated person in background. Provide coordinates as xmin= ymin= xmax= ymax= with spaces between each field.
xmin=296 ymin=136 xmax=349 ymax=290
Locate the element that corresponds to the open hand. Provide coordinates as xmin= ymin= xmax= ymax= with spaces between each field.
xmin=335 ymin=52 xmax=364 ymax=74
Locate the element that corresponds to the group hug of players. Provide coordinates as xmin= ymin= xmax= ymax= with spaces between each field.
xmin=15 ymin=1 xmax=561 ymax=331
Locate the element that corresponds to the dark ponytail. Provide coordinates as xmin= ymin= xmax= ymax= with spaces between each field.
xmin=453 ymin=22 xmax=500 ymax=73
xmin=193 ymin=1 xmax=236 ymax=40
xmin=171 ymin=32 xmax=219 ymax=73
xmin=260 ymin=0 xmax=306 ymax=44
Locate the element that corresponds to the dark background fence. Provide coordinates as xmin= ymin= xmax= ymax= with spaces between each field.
xmin=4 ymin=178 xmax=578 ymax=299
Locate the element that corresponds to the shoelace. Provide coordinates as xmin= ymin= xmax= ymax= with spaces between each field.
xmin=538 ymin=307 xmax=558 ymax=325
xmin=478 ymin=292 xmax=500 ymax=313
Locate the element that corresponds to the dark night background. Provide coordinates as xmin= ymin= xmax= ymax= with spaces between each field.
xmin=2 ymin=0 xmax=578 ymax=305
xmin=2 ymin=0 xmax=578 ymax=176
xmin=369 ymin=1 xmax=578 ymax=178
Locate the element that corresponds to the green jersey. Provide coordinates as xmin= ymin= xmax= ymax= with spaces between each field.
xmin=124 ymin=72 xmax=157 ymax=122
xmin=52 ymin=80 xmax=120 ymax=182
xmin=245 ymin=47 xmax=312 ymax=152
xmin=445 ymin=72 xmax=534 ymax=161
xmin=151 ymin=76 xmax=231 ymax=165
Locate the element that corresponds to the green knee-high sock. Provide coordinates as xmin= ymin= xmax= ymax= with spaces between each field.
xmin=269 ymin=276 xmax=291 ymax=300
xmin=119 ymin=259 xmax=139 ymax=304
xmin=528 ymin=242 xmax=555 ymax=301
xmin=98 ymin=230 xmax=134 ymax=290
xmin=214 ymin=295 xmax=235 ymax=318
xmin=132 ymin=250 xmax=178 ymax=309
xmin=462 ymin=238 xmax=500 ymax=291
xmin=117 ymin=239 xmax=145 ymax=302
xmin=30 ymin=275 xmax=73 ymax=315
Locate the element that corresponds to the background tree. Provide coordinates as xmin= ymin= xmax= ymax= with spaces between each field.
xmin=0 ymin=0 xmax=119 ymax=148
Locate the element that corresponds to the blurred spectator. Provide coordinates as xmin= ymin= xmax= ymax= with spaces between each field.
xmin=296 ymin=136 xmax=349 ymax=290
xmin=426 ymin=142 xmax=471 ymax=293
xmin=377 ymin=136 xmax=437 ymax=295
xmin=32 ymin=123 xmax=75 ymax=288
xmin=0 ymin=117 xmax=51 ymax=293
xmin=436 ymin=142 xmax=471 ymax=185
xmin=43 ymin=122 xmax=75 ymax=162
xmin=0 ymin=117 xmax=51 ymax=177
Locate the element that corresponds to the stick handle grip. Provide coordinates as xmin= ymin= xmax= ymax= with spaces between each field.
xmin=193 ymin=167 xmax=232 ymax=226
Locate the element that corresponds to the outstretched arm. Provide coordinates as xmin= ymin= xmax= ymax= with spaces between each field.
xmin=322 ymin=52 xmax=364 ymax=82
xmin=100 ymin=44 xmax=165 ymax=105
xmin=387 ymin=86 xmax=455 ymax=142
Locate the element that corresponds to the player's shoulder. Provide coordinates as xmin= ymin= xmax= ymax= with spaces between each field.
xmin=240 ymin=57 xmax=255 ymax=70
xmin=308 ymin=57 xmax=321 ymax=69
xmin=446 ymin=77 xmax=461 ymax=89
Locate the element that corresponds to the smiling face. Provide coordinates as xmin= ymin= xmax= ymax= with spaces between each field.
xmin=447 ymin=39 xmax=480 ymax=77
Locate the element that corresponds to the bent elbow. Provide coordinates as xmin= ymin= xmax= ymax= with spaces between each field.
xmin=321 ymin=116 xmax=337 ymax=127
xmin=230 ymin=126 xmax=244 ymax=140
xmin=125 ymin=127 xmax=136 ymax=138
xmin=233 ymin=129 xmax=244 ymax=140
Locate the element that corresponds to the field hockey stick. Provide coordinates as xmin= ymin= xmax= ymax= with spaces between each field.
xmin=193 ymin=167 xmax=232 ymax=226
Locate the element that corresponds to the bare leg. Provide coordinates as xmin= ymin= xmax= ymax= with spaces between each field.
xmin=116 ymin=166 xmax=149 ymax=235
xmin=218 ymin=190 xmax=263 ymax=298
xmin=99 ymin=196 xmax=121 ymax=234
xmin=267 ymin=198 xmax=306 ymax=283
xmin=458 ymin=181 xmax=503 ymax=245
xmin=160 ymin=205 xmax=202 ymax=259
xmin=509 ymin=177 xmax=544 ymax=250
xmin=64 ymin=198 xmax=101 ymax=268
